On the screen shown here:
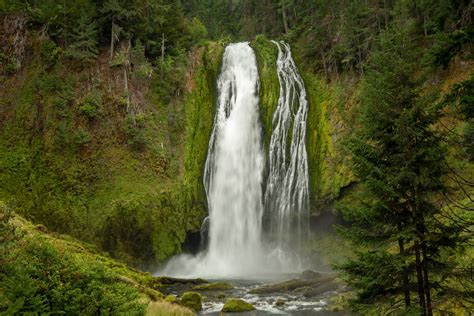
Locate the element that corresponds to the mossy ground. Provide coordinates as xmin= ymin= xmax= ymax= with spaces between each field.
xmin=0 ymin=202 xmax=195 ymax=315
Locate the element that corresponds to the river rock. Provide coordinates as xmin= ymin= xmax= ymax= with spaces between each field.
xmin=248 ymin=275 xmax=336 ymax=294
xmin=221 ymin=298 xmax=255 ymax=313
xmin=193 ymin=282 xmax=234 ymax=291
xmin=299 ymin=270 xmax=322 ymax=280
xmin=275 ymin=298 xmax=286 ymax=306
xmin=180 ymin=291 xmax=202 ymax=312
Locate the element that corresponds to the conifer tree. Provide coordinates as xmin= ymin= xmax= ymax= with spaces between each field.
xmin=64 ymin=15 xmax=99 ymax=63
xmin=336 ymin=4 xmax=468 ymax=314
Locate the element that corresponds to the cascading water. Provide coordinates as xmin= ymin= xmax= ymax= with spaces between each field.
xmin=202 ymin=42 xmax=265 ymax=275
xmin=160 ymin=42 xmax=267 ymax=277
xmin=159 ymin=41 xmax=310 ymax=278
xmin=264 ymin=41 xmax=310 ymax=268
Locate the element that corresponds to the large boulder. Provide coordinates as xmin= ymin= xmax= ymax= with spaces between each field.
xmin=221 ymin=298 xmax=255 ymax=313
xmin=193 ymin=282 xmax=234 ymax=291
xmin=299 ymin=270 xmax=322 ymax=280
xmin=180 ymin=291 xmax=202 ymax=312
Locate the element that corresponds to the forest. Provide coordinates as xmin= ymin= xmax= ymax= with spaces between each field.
xmin=0 ymin=0 xmax=472 ymax=315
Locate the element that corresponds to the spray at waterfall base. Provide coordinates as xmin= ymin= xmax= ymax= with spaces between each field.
xmin=160 ymin=41 xmax=311 ymax=278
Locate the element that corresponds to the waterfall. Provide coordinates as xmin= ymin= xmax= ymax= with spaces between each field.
xmin=160 ymin=42 xmax=266 ymax=277
xmin=202 ymin=42 xmax=265 ymax=276
xmin=265 ymin=41 xmax=310 ymax=267
xmin=158 ymin=41 xmax=310 ymax=278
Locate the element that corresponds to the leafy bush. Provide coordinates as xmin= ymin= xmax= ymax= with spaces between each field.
xmin=78 ymin=90 xmax=103 ymax=119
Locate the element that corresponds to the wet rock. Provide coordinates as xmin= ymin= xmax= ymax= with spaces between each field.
xmin=221 ymin=298 xmax=255 ymax=313
xmin=180 ymin=291 xmax=202 ymax=312
xmin=275 ymin=298 xmax=286 ymax=306
xmin=299 ymin=270 xmax=321 ymax=280
xmin=248 ymin=275 xmax=336 ymax=294
xmin=36 ymin=224 xmax=47 ymax=232
xmin=302 ymin=281 xmax=339 ymax=298
xmin=193 ymin=282 xmax=234 ymax=291
xmin=158 ymin=276 xmax=208 ymax=285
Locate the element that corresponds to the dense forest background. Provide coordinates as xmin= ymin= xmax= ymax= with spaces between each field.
xmin=0 ymin=0 xmax=473 ymax=314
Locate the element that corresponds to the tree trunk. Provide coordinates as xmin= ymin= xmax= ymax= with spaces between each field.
xmin=398 ymin=227 xmax=411 ymax=307
xmin=421 ymin=234 xmax=433 ymax=316
xmin=414 ymin=240 xmax=427 ymax=315
xmin=161 ymin=33 xmax=165 ymax=78
xmin=110 ymin=17 xmax=115 ymax=60
xmin=282 ymin=6 xmax=289 ymax=34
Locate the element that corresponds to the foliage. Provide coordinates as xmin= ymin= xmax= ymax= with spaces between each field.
xmin=78 ymin=89 xmax=103 ymax=118
xmin=40 ymin=38 xmax=62 ymax=67
xmin=179 ymin=292 xmax=202 ymax=312
xmin=336 ymin=9 xmax=471 ymax=314
xmin=0 ymin=206 xmax=147 ymax=315
xmin=64 ymin=15 xmax=99 ymax=63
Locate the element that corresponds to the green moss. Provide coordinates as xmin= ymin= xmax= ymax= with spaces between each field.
xmin=251 ymin=35 xmax=279 ymax=151
xmin=193 ymin=282 xmax=234 ymax=291
xmin=252 ymin=36 xmax=353 ymax=214
xmin=165 ymin=294 xmax=178 ymax=303
xmin=180 ymin=292 xmax=202 ymax=312
xmin=0 ymin=209 xmax=160 ymax=315
xmin=181 ymin=42 xmax=224 ymax=231
xmin=0 ymin=37 xmax=226 ymax=268
xmin=221 ymin=298 xmax=255 ymax=313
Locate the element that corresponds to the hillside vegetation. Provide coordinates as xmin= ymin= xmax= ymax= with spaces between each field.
xmin=1 ymin=0 xmax=473 ymax=315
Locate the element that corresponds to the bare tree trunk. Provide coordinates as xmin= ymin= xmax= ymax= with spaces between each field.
xmin=161 ymin=33 xmax=165 ymax=78
xmin=282 ymin=6 xmax=289 ymax=34
xmin=123 ymin=39 xmax=135 ymax=124
xmin=110 ymin=17 xmax=115 ymax=60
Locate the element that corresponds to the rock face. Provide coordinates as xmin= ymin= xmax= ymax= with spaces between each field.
xmin=221 ymin=298 xmax=255 ymax=313
xmin=180 ymin=292 xmax=202 ymax=312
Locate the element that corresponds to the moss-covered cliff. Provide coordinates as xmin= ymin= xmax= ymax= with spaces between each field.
xmin=0 ymin=33 xmax=223 ymax=268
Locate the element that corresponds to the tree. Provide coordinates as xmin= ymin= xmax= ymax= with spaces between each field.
xmin=64 ymin=15 xmax=99 ymax=63
xmin=336 ymin=5 xmax=468 ymax=314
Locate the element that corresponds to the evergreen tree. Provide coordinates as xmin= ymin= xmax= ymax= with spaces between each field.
xmin=64 ymin=15 xmax=99 ymax=63
xmin=336 ymin=5 xmax=467 ymax=314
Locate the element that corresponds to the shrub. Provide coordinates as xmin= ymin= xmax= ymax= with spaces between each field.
xmin=0 ymin=52 xmax=17 ymax=75
xmin=40 ymin=39 xmax=62 ymax=67
xmin=78 ymin=90 xmax=103 ymax=119
xmin=122 ymin=113 xmax=147 ymax=150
